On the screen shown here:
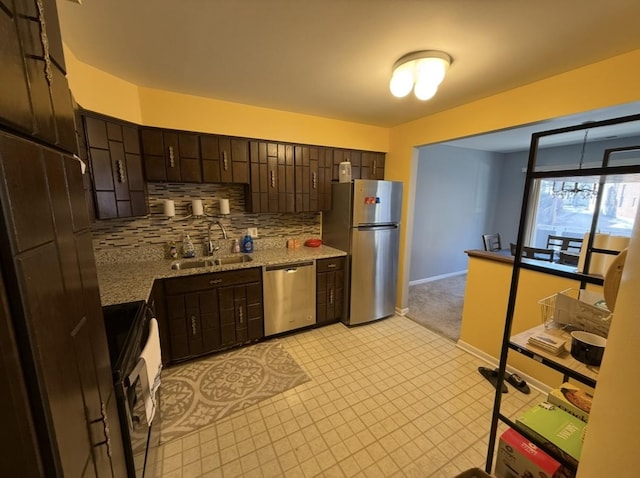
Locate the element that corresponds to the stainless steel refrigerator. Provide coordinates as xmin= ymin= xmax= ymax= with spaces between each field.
xmin=322 ymin=179 xmax=403 ymax=325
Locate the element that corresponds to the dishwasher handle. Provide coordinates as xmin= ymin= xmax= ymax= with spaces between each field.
xmin=264 ymin=261 xmax=314 ymax=272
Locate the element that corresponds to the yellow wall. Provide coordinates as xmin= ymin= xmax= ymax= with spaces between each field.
xmin=64 ymin=47 xmax=387 ymax=152
xmin=137 ymin=88 xmax=388 ymax=151
xmin=63 ymin=46 xmax=143 ymax=124
xmin=460 ymin=255 xmax=603 ymax=386
xmin=388 ymin=48 xmax=640 ymax=308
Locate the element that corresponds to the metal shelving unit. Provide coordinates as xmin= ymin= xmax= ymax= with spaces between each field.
xmin=484 ymin=113 xmax=640 ymax=474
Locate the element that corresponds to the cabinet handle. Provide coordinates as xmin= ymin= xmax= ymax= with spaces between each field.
xmin=209 ymin=279 xmax=223 ymax=285
xmin=372 ymin=160 xmax=377 ymax=176
xmin=116 ymin=159 xmax=126 ymax=183
xmin=327 ymin=264 xmax=337 ymax=269
xmin=191 ymin=315 xmax=197 ymax=335
xmin=329 ymin=288 xmax=334 ymax=305
xmin=238 ymin=306 xmax=243 ymax=324
xmin=312 ymin=172 xmax=317 ymax=189
xmin=36 ymin=0 xmax=53 ymax=87
xmin=168 ymin=146 xmax=175 ymax=167
xmin=270 ymin=170 xmax=276 ymax=188
xmin=223 ymin=151 xmax=229 ymax=171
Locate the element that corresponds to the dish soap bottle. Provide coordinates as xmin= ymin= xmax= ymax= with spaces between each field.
xmin=183 ymin=234 xmax=196 ymax=258
xmin=242 ymin=234 xmax=254 ymax=253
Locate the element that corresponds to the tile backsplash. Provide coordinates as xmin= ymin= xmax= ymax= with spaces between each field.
xmin=91 ymin=183 xmax=321 ymax=254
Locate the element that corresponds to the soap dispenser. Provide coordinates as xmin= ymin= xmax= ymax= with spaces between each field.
xmin=183 ymin=234 xmax=196 ymax=258
xmin=242 ymin=234 xmax=254 ymax=253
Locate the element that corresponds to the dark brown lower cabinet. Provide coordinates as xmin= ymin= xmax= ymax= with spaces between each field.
xmin=0 ymin=131 xmax=125 ymax=476
xmin=161 ymin=268 xmax=263 ymax=363
xmin=316 ymin=257 xmax=345 ymax=324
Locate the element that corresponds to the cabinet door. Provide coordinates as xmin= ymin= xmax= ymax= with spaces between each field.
xmin=318 ymin=147 xmax=332 ymax=211
xmin=219 ymin=286 xmax=237 ymax=347
xmin=316 ymin=258 xmax=344 ymax=323
xmin=140 ymin=128 xmax=167 ymax=181
xmin=361 ymin=152 xmax=386 ymax=180
xmin=165 ymin=295 xmax=190 ymax=361
xmin=249 ymin=141 xmax=294 ymax=213
xmin=0 ymin=0 xmax=33 ymax=134
xmin=199 ymin=290 xmax=221 ymax=352
xmin=12 ymin=0 xmax=76 ymax=153
xmin=201 ymin=135 xmax=249 ymax=184
xmin=246 ymin=282 xmax=263 ymax=340
xmin=294 ymin=145 xmax=320 ymax=212
xmin=177 ymin=132 xmax=202 ymax=182
xmin=84 ymin=115 xmax=148 ymax=219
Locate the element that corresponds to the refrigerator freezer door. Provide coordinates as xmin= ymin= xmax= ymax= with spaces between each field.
xmin=352 ymin=180 xmax=402 ymax=226
xmin=349 ymin=224 xmax=399 ymax=325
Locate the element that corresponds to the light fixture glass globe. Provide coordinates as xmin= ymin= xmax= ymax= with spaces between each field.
xmin=415 ymin=57 xmax=447 ymax=86
xmin=389 ymin=63 xmax=414 ymax=98
xmin=413 ymin=79 xmax=438 ymax=101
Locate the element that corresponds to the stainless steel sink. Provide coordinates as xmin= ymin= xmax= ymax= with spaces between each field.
xmin=214 ymin=255 xmax=253 ymax=265
xmin=170 ymin=255 xmax=253 ymax=270
xmin=170 ymin=259 xmax=214 ymax=270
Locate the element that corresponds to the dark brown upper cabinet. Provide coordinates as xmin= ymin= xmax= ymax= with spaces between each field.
xmin=201 ymin=135 xmax=250 ymax=184
xmin=141 ymin=127 xmax=202 ymax=182
xmin=361 ymin=151 xmax=386 ymax=180
xmin=83 ymin=114 xmax=148 ymax=219
xmin=294 ymin=145 xmax=321 ymax=212
xmin=249 ymin=141 xmax=295 ymax=213
xmin=0 ymin=0 xmax=76 ymax=154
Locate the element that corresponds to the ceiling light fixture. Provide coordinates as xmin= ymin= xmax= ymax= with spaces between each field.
xmin=389 ymin=50 xmax=452 ymax=101
xmin=552 ymin=129 xmax=599 ymax=200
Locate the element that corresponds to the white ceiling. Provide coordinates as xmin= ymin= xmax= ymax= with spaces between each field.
xmin=57 ymin=0 xmax=640 ymax=131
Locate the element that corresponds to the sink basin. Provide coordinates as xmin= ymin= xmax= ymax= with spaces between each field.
xmin=170 ymin=259 xmax=214 ymax=270
xmin=170 ymin=255 xmax=253 ymax=270
xmin=214 ymin=255 xmax=253 ymax=265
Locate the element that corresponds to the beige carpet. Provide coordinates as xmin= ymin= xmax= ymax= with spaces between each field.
xmin=157 ymin=341 xmax=310 ymax=444
xmin=407 ymin=274 xmax=467 ymax=342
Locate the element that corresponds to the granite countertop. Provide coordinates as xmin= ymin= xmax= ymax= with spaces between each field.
xmin=96 ymin=245 xmax=347 ymax=306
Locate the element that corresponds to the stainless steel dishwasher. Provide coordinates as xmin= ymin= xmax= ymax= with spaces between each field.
xmin=263 ymin=261 xmax=316 ymax=336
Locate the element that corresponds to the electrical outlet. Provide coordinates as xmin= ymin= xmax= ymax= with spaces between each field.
xmin=248 ymin=227 xmax=258 ymax=238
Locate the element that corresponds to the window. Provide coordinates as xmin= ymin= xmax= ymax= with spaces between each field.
xmin=527 ymin=177 xmax=639 ymax=249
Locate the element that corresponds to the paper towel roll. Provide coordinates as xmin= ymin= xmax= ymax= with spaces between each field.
xmin=219 ymin=198 xmax=230 ymax=215
xmin=163 ymin=199 xmax=175 ymax=218
xmin=192 ymin=199 xmax=204 ymax=217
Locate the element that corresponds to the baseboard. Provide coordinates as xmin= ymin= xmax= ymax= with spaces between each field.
xmin=455 ymin=339 xmax=551 ymax=395
xmin=409 ymin=270 xmax=468 ymax=286
xmin=396 ymin=307 xmax=408 ymax=316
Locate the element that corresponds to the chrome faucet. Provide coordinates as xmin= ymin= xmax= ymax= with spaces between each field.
xmin=206 ymin=221 xmax=228 ymax=255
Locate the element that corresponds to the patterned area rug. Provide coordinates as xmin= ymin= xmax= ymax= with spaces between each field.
xmin=158 ymin=341 xmax=310 ymax=443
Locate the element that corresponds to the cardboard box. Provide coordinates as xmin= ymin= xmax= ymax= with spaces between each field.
xmin=454 ymin=468 xmax=494 ymax=478
xmin=547 ymin=383 xmax=593 ymax=423
xmin=516 ymin=402 xmax=586 ymax=468
xmin=495 ymin=427 xmax=574 ymax=478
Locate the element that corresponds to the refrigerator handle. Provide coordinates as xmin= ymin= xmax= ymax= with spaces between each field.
xmin=357 ymin=224 xmax=399 ymax=231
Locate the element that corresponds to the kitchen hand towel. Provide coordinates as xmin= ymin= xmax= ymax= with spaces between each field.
xmin=140 ymin=317 xmax=162 ymax=425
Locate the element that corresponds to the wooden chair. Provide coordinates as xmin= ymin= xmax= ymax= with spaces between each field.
xmin=522 ymin=246 xmax=554 ymax=262
xmin=558 ymin=251 xmax=580 ymax=266
xmin=482 ymin=233 xmax=502 ymax=252
xmin=546 ymin=234 xmax=583 ymax=253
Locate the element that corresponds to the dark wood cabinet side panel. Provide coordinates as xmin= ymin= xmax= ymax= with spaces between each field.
xmin=49 ymin=67 xmax=77 ymax=154
xmin=63 ymin=155 xmax=91 ymax=233
xmin=95 ymin=191 xmax=118 ymax=219
xmin=23 ymin=56 xmax=56 ymax=144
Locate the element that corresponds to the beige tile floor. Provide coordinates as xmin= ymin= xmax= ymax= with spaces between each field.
xmin=149 ymin=315 xmax=542 ymax=477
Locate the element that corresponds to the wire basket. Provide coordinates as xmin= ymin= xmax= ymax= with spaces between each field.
xmin=538 ymin=288 xmax=612 ymax=337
